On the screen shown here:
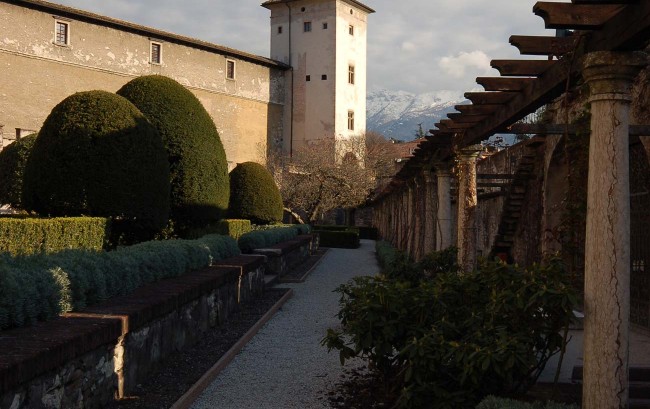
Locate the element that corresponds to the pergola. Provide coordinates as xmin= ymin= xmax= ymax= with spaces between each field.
xmin=371 ymin=1 xmax=650 ymax=407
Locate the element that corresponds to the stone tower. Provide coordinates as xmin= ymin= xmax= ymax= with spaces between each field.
xmin=262 ymin=0 xmax=374 ymax=156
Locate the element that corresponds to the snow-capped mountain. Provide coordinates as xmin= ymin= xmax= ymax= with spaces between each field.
xmin=366 ymin=89 xmax=467 ymax=140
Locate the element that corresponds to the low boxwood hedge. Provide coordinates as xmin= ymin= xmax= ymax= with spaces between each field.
xmin=0 ymin=217 xmax=110 ymax=256
xmin=238 ymin=226 xmax=299 ymax=253
xmin=476 ymin=396 xmax=578 ymax=409
xmin=316 ymin=230 xmax=360 ymax=249
xmin=0 ymin=234 xmax=239 ymax=330
xmin=217 ymin=219 xmax=253 ymax=239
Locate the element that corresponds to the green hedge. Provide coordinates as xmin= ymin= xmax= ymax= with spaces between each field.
xmin=0 ymin=133 xmax=37 ymax=209
xmin=0 ymin=234 xmax=239 ymax=330
xmin=228 ymin=162 xmax=283 ymax=224
xmin=313 ymin=225 xmax=358 ymax=232
xmin=238 ymin=227 xmax=299 ymax=253
xmin=358 ymin=226 xmax=378 ymax=240
xmin=316 ymin=230 xmax=360 ymax=249
xmin=217 ymin=219 xmax=252 ymax=239
xmin=0 ymin=217 xmax=109 ymax=256
xmin=476 ymin=396 xmax=578 ymax=409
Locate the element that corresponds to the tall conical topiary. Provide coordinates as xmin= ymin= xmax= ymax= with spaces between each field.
xmin=117 ymin=75 xmax=229 ymax=232
xmin=22 ymin=91 xmax=170 ymax=233
xmin=229 ymin=161 xmax=283 ymax=224
xmin=0 ymin=133 xmax=37 ymax=209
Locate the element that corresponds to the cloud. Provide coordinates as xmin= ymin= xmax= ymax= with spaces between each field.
xmin=438 ymin=51 xmax=491 ymax=79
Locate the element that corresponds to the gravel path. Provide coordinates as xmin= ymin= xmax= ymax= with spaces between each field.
xmin=190 ymin=239 xmax=379 ymax=409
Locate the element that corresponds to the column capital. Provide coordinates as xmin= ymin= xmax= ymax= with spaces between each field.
xmin=456 ymin=144 xmax=483 ymax=162
xmin=582 ymin=51 xmax=647 ymax=103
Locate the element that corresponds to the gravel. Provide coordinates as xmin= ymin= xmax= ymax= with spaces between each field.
xmin=190 ymin=239 xmax=380 ymax=409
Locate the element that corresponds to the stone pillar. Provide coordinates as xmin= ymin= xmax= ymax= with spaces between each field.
xmin=406 ymin=181 xmax=415 ymax=255
xmin=456 ymin=146 xmax=482 ymax=272
xmin=581 ymin=51 xmax=647 ymax=409
xmin=423 ymin=170 xmax=436 ymax=255
xmin=435 ymin=164 xmax=453 ymax=251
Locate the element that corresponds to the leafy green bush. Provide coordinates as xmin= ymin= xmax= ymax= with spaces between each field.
xmin=316 ymin=230 xmax=360 ymax=248
xmin=117 ymin=75 xmax=229 ymax=232
xmin=238 ymin=227 xmax=298 ymax=253
xmin=216 ymin=219 xmax=252 ymax=239
xmin=22 ymin=91 xmax=170 ymax=237
xmin=476 ymin=396 xmax=578 ymax=409
xmin=0 ymin=234 xmax=239 ymax=330
xmin=323 ymin=258 xmax=577 ymax=408
xmin=375 ymin=243 xmax=458 ymax=284
xmin=229 ymin=162 xmax=283 ymax=224
xmin=0 ymin=217 xmax=109 ymax=256
xmin=293 ymin=224 xmax=311 ymax=235
xmin=418 ymin=246 xmax=458 ymax=275
xmin=0 ymin=133 xmax=37 ymax=208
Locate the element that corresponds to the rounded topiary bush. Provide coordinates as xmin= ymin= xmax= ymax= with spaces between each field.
xmin=229 ymin=161 xmax=283 ymax=224
xmin=22 ymin=91 xmax=170 ymax=232
xmin=117 ymin=75 xmax=229 ymax=232
xmin=0 ymin=133 xmax=37 ymax=208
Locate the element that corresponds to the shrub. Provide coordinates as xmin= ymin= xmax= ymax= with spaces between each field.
xmin=238 ymin=226 xmax=298 ymax=253
xmin=0 ymin=217 xmax=109 ymax=256
xmin=0 ymin=234 xmax=239 ymax=330
xmin=229 ymin=162 xmax=283 ymax=224
xmin=316 ymin=230 xmax=359 ymax=248
xmin=216 ymin=219 xmax=253 ymax=239
xmin=293 ymin=224 xmax=311 ymax=235
xmin=22 ymin=91 xmax=170 ymax=236
xmin=476 ymin=396 xmax=578 ymax=409
xmin=0 ymin=133 xmax=37 ymax=208
xmin=117 ymin=75 xmax=229 ymax=232
xmin=323 ymin=258 xmax=577 ymax=408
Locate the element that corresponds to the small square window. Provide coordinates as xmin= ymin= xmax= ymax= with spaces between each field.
xmin=349 ymin=25 xmax=354 ymax=36
xmin=278 ymin=26 xmax=283 ymax=34
xmin=226 ymin=60 xmax=236 ymax=80
xmin=55 ymin=21 xmax=69 ymax=45
xmin=306 ymin=75 xmax=311 ymax=81
xmin=321 ymin=74 xmax=327 ymax=80
xmin=150 ymin=42 xmax=162 ymax=64
xmin=348 ymin=111 xmax=355 ymax=131
xmin=322 ymin=22 xmax=328 ymax=29
xmin=304 ymin=21 xmax=312 ymax=32
xmin=348 ymin=65 xmax=355 ymax=84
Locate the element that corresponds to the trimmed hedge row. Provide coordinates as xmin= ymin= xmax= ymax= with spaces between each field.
xmin=476 ymin=396 xmax=578 ymax=409
xmin=0 ymin=217 xmax=110 ymax=256
xmin=217 ymin=219 xmax=253 ymax=239
xmin=0 ymin=133 xmax=37 ymax=208
xmin=316 ymin=230 xmax=360 ymax=249
xmin=238 ymin=226 xmax=300 ymax=253
xmin=0 ymin=234 xmax=239 ymax=330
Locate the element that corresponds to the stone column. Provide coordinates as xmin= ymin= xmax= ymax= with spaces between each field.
xmin=423 ymin=170 xmax=436 ymax=255
xmin=406 ymin=181 xmax=415 ymax=255
xmin=435 ymin=163 xmax=453 ymax=251
xmin=456 ymin=146 xmax=482 ymax=272
xmin=581 ymin=51 xmax=647 ymax=409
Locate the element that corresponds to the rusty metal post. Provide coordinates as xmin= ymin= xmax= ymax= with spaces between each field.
xmin=581 ymin=51 xmax=647 ymax=409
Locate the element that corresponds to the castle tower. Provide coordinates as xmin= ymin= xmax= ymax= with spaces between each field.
xmin=262 ymin=0 xmax=374 ymax=157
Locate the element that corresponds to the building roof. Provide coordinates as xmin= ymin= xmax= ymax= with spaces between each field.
xmin=9 ymin=0 xmax=290 ymax=70
xmin=261 ymin=0 xmax=375 ymax=14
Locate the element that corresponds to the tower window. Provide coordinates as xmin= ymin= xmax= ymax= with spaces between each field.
xmin=150 ymin=42 xmax=162 ymax=64
xmin=349 ymin=25 xmax=354 ymax=35
xmin=348 ymin=111 xmax=355 ymax=131
xmin=226 ymin=59 xmax=236 ymax=80
xmin=55 ymin=21 xmax=69 ymax=45
xmin=304 ymin=21 xmax=312 ymax=32
xmin=348 ymin=65 xmax=355 ymax=84
xmin=306 ymin=75 xmax=311 ymax=81
xmin=278 ymin=26 xmax=283 ymax=34
xmin=323 ymin=22 xmax=328 ymax=29
xmin=321 ymin=74 xmax=327 ymax=80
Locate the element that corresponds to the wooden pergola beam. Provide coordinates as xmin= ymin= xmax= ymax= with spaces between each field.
xmin=464 ymin=92 xmax=518 ymax=105
xmin=491 ymin=59 xmax=556 ymax=76
xmin=439 ymin=119 xmax=476 ymax=130
xmin=533 ymin=2 xmax=624 ymax=29
xmin=448 ymin=113 xmax=490 ymax=123
xmin=510 ymin=35 xmax=578 ymax=56
xmin=455 ymin=104 xmax=499 ymax=115
xmin=477 ymin=77 xmax=536 ymax=92
xmin=507 ymin=123 xmax=650 ymax=135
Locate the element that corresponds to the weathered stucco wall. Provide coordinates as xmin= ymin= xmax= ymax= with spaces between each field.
xmin=0 ymin=1 xmax=286 ymax=166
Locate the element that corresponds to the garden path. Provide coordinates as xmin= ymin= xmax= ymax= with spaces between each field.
xmin=190 ymin=239 xmax=379 ymax=409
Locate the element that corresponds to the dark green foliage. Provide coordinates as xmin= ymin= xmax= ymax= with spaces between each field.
xmin=476 ymin=396 xmax=578 ymax=409
xmin=0 ymin=234 xmax=239 ymax=330
xmin=238 ymin=227 xmax=298 ymax=253
xmin=316 ymin=230 xmax=359 ymax=248
xmin=418 ymin=246 xmax=458 ymax=276
xmin=0 ymin=217 xmax=109 ymax=255
xmin=0 ymin=133 xmax=37 ymax=208
xmin=22 ymin=91 xmax=170 ymax=236
xmin=215 ymin=219 xmax=253 ymax=239
xmin=117 ymin=75 xmax=229 ymax=231
xmin=375 ymin=243 xmax=458 ymax=284
xmin=323 ymin=258 xmax=577 ymax=408
xmin=293 ymin=224 xmax=311 ymax=235
xmin=358 ymin=226 xmax=378 ymax=240
xmin=228 ymin=162 xmax=283 ymax=224
xmin=313 ymin=225 xmax=358 ymax=232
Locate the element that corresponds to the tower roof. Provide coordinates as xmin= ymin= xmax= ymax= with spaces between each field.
xmin=261 ymin=0 xmax=375 ymax=14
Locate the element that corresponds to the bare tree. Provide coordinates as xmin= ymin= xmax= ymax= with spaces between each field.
xmin=267 ymin=132 xmax=395 ymax=224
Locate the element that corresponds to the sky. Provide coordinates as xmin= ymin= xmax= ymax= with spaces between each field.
xmin=52 ymin=0 xmax=560 ymax=96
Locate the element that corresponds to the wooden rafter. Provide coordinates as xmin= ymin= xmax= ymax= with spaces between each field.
xmin=455 ymin=105 xmax=499 ymax=115
xmin=534 ymin=2 xmax=624 ymax=29
xmin=465 ymin=92 xmax=518 ymax=105
xmin=440 ymin=120 xmax=476 ymax=130
xmin=476 ymin=77 xmax=536 ymax=92
xmin=447 ymin=113 xmax=490 ymax=123
xmin=491 ymin=60 xmax=556 ymax=76
xmin=507 ymin=123 xmax=650 ymax=135
xmin=510 ymin=35 xmax=578 ymax=56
